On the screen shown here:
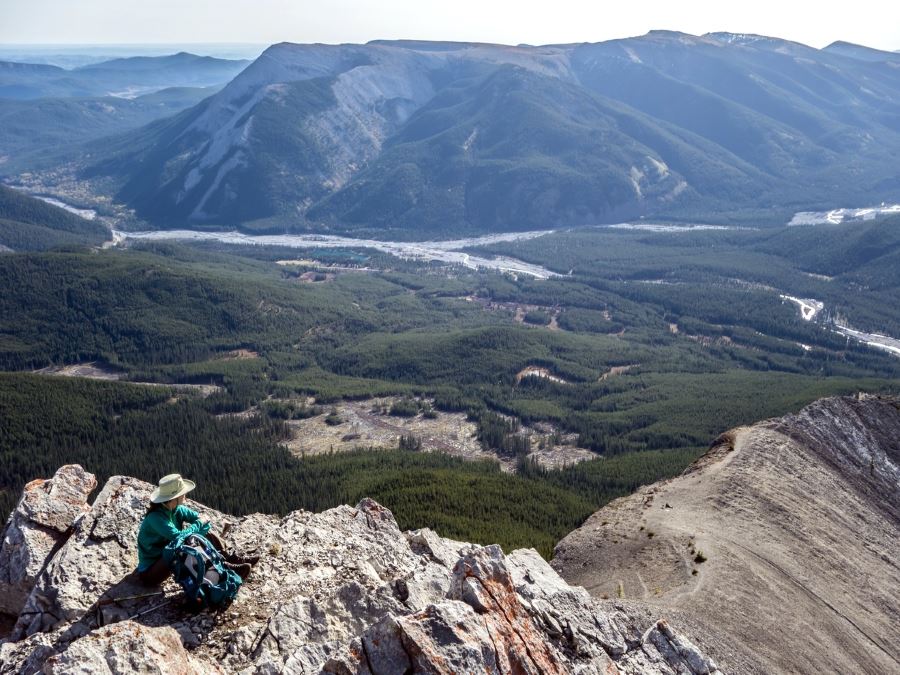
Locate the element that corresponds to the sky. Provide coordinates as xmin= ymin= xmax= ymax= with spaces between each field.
xmin=1 ymin=0 xmax=899 ymax=52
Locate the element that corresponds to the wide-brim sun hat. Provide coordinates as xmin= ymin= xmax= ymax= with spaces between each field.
xmin=150 ymin=473 xmax=196 ymax=504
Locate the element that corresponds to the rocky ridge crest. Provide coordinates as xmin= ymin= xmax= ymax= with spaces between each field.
xmin=553 ymin=394 xmax=900 ymax=675
xmin=0 ymin=466 xmax=720 ymax=674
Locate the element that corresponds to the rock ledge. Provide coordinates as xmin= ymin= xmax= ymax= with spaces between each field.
xmin=1 ymin=467 xmax=721 ymax=674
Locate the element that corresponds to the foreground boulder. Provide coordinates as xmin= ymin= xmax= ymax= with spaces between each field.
xmin=339 ymin=546 xmax=573 ymax=674
xmin=0 ymin=466 xmax=96 ymax=616
xmin=10 ymin=474 xmax=231 ymax=640
xmin=42 ymin=621 xmax=223 ymax=675
xmin=1 ymin=468 xmax=720 ymax=673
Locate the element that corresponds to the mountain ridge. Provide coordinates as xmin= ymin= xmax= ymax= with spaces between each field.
xmin=22 ymin=31 xmax=900 ymax=237
xmin=0 ymin=52 xmax=249 ymax=100
xmin=553 ymin=394 xmax=900 ymax=674
xmin=823 ymin=40 xmax=900 ymax=62
xmin=1 ymin=394 xmax=897 ymax=672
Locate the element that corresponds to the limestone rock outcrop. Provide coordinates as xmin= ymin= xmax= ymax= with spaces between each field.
xmin=0 ymin=466 xmax=96 ymax=616
xmin=9 ymin=474 xmax=231 ymax=640
xmin=41 ymin=622 xmax=223 ymax=675
xmin=0 ymin=466 xmax=720 ymax=674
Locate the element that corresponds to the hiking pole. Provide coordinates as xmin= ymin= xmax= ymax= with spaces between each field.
xmin=127 ymin=598 xmax=172 ymax=621
xmin=99 ymin=590 xmax=164 ymax=606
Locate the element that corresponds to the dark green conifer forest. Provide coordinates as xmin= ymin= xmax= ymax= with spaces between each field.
xmin=1 ymin=218 xmax=897 ymax=556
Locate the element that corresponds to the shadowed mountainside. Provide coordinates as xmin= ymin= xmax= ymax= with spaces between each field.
xmin=0 ymin=86 xmax=220 ymax=159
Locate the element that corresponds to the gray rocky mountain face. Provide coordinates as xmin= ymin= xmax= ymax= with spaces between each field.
xmin=0 ymin=466 xmax=96 ymax=617
xmin=0 ymin=469 xmax=719 ymax=674
xmin=64 ymin=32 xmax=900 ymax=236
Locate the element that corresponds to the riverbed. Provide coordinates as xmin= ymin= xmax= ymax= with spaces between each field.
xmin=114 ymin=228 xmax=561 ymax=279
xmin=789 ymin=203 xmax=900 ymax=226
xmin=781 ymin=295 xmax=900 ymax=358
xmin=35 ymin=196 xmax=98 ymax=220
xmin=16 ymin=191 xmax=900 ymax=357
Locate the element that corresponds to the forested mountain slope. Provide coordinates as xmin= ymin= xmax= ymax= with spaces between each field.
xmin=31 ymin=32 xmax=900 ymax=236
xmin=0 ymin=185 xmax=107 ymax=251
xmin=1 ymin=238 xmax=896 ymax=541
xmin=0 ymin=86 xmax=219 ymax=158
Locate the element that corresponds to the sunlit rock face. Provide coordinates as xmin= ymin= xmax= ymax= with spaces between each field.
xmin=0 ymin=465 xmax=96 ymax=616
xmin=554 ymin=394 xmax=900 ymax=675
xmin=1 ymin=469 xmax=717 ymax=674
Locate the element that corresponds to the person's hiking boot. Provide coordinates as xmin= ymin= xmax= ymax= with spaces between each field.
xmin=225 ymin=562 xmax=252 ymax=581
xmin=224 ymin=551 xmax=260 ymax=566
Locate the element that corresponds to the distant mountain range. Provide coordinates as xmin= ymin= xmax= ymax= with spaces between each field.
xmin=0 ymin=52 xmax=249 ymax=99
xmin=12 ymin=33 xmax=900 ymax=236
xmin=0 ymin=52 xmax=247 ymax=169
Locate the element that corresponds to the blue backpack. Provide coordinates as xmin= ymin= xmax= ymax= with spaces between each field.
xmin=163 ymin=532 xmax=242 ymax=608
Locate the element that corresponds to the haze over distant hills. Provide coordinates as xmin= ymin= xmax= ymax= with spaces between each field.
xmin=7 ymin=31 xmax=900 ymax=237
xmin=0 ymin=86 xmax=219 ymax=158
xmin=0 ymin=52 xmax=249 ymax=99
xmin=0 ymin=52 xmax=249 ymax=165
xmin=2 ymin=24 xmax=900 ymax=675
xmin=0 ymin=43 xmax=265 ymax=69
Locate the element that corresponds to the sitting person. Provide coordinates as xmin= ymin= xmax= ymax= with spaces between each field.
xmin=137 ymin=473 xmax=253 ymax=585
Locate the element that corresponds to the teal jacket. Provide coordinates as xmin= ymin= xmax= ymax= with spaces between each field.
xmin=136 ymin=504 xmax=210 ymax=571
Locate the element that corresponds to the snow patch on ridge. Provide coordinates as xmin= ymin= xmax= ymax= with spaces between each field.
xmin=648 ymin=156 xmax=670 ymax=178
xmin=630 ymin=166 xmax=644 ymax=198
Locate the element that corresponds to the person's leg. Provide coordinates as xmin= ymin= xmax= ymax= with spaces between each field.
xmin=205 ymin=531 xmax=225 ymax=552
xmin=204 ymin=530 xmax=252 ymax=579
xmin=227 ymin=562 xmax=252 ymax=581
xmin=206 ymin=530 xmax=259 ymax=567
xmin=138 ymin=557 xmax=171 ymax=586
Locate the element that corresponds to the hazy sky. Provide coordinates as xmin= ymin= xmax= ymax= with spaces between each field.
xmin=2 ymin=0 xmax=899 ymax=52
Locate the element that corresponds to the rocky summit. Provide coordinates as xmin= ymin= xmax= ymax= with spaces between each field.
xmin=0 ymin=466 xmax=719 ymax=674
xmin=6 ymin=395 xmax=894 ymax=673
